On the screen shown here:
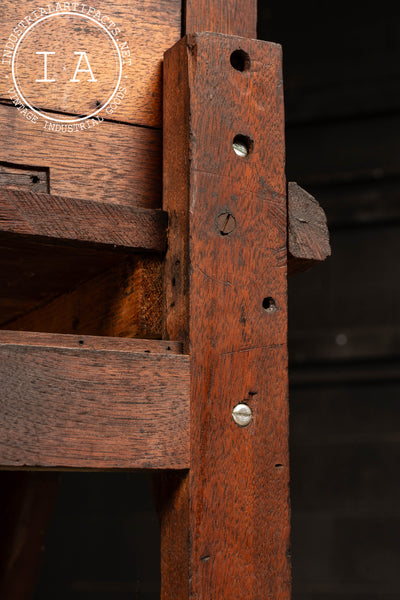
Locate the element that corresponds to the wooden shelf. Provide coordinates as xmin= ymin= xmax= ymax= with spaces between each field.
xmin=0 ymin=187 xmax=167 ymax=253
xmin=0 ymin=330 xmax=189 ymax=470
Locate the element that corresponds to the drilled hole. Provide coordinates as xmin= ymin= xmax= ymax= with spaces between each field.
xmin=233 ymin=134 xmax=253 ymax=158
xmin=78 ymin=340 xmax=84 ymax=345
xmin=31 ymin=175 xmax=40 ymax=184
xmin=230 ymin=49 xmax=250 ymax=72
xmin=262 ymin=297 xmax=277 ymax=312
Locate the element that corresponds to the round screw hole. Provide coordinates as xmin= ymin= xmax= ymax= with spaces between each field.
xmin=230 ymin=49 xmax=250 ymax=72
xmin=232 ymin=134 xmax=253 ymax=158
xmin=262 ymin=297 xmax=277 ymax=312
xmin=31 ymin=175 xmax=40 ymax=184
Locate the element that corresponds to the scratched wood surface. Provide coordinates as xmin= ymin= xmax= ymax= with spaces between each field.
xmin=0 ymin=331 xmax=189 ymax=469
xmin=0 ymin=0 xmax=181 ymax=127
xmin=0 ymin=104 xmax=162 ymax=208
xmin=0 ymin=187 xmax=167 ymax=251
xmin=162 ymin=33 xmax=290 ymax=600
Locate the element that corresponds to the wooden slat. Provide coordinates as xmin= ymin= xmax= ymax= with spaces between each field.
xmin=0 ymin=188 xmax=166 ymax=251
xmin=0 ymin=331 xmax=189 ymax=470
xmin=0 ymin=0 xmax=181 ymax=128
xmin=288 ymin=182 xmax=331 ymax=275
xmin=0 ymin=104 xmax=161 ymax=209
xmin=185 ymin=0 xmax=257 ymax=38
xmin=161 ymin=33 xmax=290 ymax=600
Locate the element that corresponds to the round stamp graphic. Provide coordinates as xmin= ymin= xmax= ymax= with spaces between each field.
xmin=2 ymin=3 xmax=131 ymax=132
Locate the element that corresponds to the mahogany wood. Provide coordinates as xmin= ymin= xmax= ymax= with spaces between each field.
xmin=0 ymin=187 xmax=167 ymax=252
xmin=162 ymin=33 xmax=291 ymax=600
xmin=185 ymin=0 xmax=257 ymax=38
xmin=288 ymin=182 xmax=331 ymax=275
xmin=0 ymin=331 xmax=189 ymax=470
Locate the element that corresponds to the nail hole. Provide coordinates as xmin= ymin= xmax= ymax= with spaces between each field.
xmin=78 ymin=340 xmax=84 ymax=345
xmin=201 ymin=555 xmax=210 ymax=562
xmin=95 ymin=100 xmax=102 ymax=107
xmin=31 ymin=175 xmax=40 ymax=184
xmin=233 ymin=134 xmax=253 ymax=158
xmin=275 ymin=463 xmax=283 ymax=469
xmin=262 ymin=297 xmax=277 ymax=312
xmin=230 ymin=49 xmax=250 ymax=72
xmin=167 ymin=346 xmax=171 ymax=351
xmin=248 ymin=391 xmax=257 ymax=396
xmin=172 ymin=277 xmax=176 ymax=287
xmin=144 ymin=350 xmax=150 ymax=353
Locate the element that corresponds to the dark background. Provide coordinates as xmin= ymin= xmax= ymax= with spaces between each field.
xmin=32 ymin=2 xmax=400 ymax=598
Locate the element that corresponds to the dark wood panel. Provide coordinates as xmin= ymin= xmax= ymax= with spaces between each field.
xmin=0 ymin=332 xmax=189 ymax=469
xmin=161 ymin=33 xmax=290 ymax=600
xmin=0 ymin=187 xmax=166 ymax=251
xmin=5 ymin=255 xmax=163 ymax=338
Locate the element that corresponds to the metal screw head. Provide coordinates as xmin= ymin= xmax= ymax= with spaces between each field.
xmin=232 ymin=403 xmax=252 ymax=427
xmin=216 ymin=211 xmax=236 ymax=235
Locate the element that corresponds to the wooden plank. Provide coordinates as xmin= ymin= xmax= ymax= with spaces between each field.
xmin=161 ymin=33 xmax=290 ymax=600
xmin=0 ymin=188 xmax=166 ymax=251
xmin=0 ymin=331 xmax=189 ymax=470
xmin=288 ymin=182 xmax=331 ymax=275
xmin=0 ymin=104 xmax=162 ymax=209
xmin=185 ymin=0 xmax=257 ymax=38
xmin=5 ymin=255 xmax=164 ymax=339
xmin=0 ymin=0 xmax=181 ymax=128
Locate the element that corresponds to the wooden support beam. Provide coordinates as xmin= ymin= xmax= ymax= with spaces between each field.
xmin=185 ymin=0 xmax=257 ymax=38
xmin=0 ymin=331 xmax=189 ymax=470
xmin=288 ymin=182 xmax=331 ymax=275
xmin=161 ymin=33 xmax=290 ymax=600
xmin=0 ymin=188 xmax=167 ymax=252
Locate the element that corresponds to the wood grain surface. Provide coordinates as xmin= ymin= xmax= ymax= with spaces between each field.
xmin=0 ymin=0 xmax=181 ymax=127
xmin=162 ymin=33 xmax=290 ymax=600
xmin=4 ymin=255 xmax=163 ymax=338
xmin=288 ymin=182 xmax=331 ymax=275
xmin=0 ymin=331 xmax=189 ymax=470
xmin=0 ymin=187 xmax=167 ymax=251
xmin=185 ymin=0 xmax=257 ymax=38
xmin=0 ymin=104 xmax=162 ymax=209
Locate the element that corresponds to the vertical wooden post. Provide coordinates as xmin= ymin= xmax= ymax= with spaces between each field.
xmin=162 ymin=33 xmax=290 ymax=599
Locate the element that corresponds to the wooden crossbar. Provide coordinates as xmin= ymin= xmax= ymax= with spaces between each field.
xmin=0 ymin=331 xmax=189 ymax=470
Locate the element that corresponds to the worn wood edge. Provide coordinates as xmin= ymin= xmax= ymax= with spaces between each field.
xmin=0 ymin=187 xmax=167 ymax=252
xmin=0 ymin=330 xmax=182 ymax=354
xmin=288 ymin=181 xmax=331 ymax=275
xmin=0 ymin=339 xmax=190 ymax=470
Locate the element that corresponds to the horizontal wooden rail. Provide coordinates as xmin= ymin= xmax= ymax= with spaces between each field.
xmin=0 ymin=331 xmax=189 ymax=470
xmin=0 ymin=188 xmax=167 ymax=252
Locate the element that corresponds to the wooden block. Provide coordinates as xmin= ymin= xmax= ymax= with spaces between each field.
xmin=0 ymin=187 xmax=167 ymax=251
xmin=0 ymin=0 xmax=181 ymax=127
xmin=162 ymin=33 xmax=290 ymax=600
xmin=0 ymin=331 xmax=189 ymax=470
xmin=288 ymin=182 xmax=331 ymax=275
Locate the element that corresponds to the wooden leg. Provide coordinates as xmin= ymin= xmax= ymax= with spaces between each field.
xmin=160 ymin=33 xmax=291 ymax=600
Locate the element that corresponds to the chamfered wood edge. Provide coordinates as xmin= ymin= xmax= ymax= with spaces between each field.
xmin=0 ymin=331 xmax=189 ymax=471
xmin=288 ymin=181 xmax=331 ymax=275
xmin=0 ymin=187 xmax=167 ymax=252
